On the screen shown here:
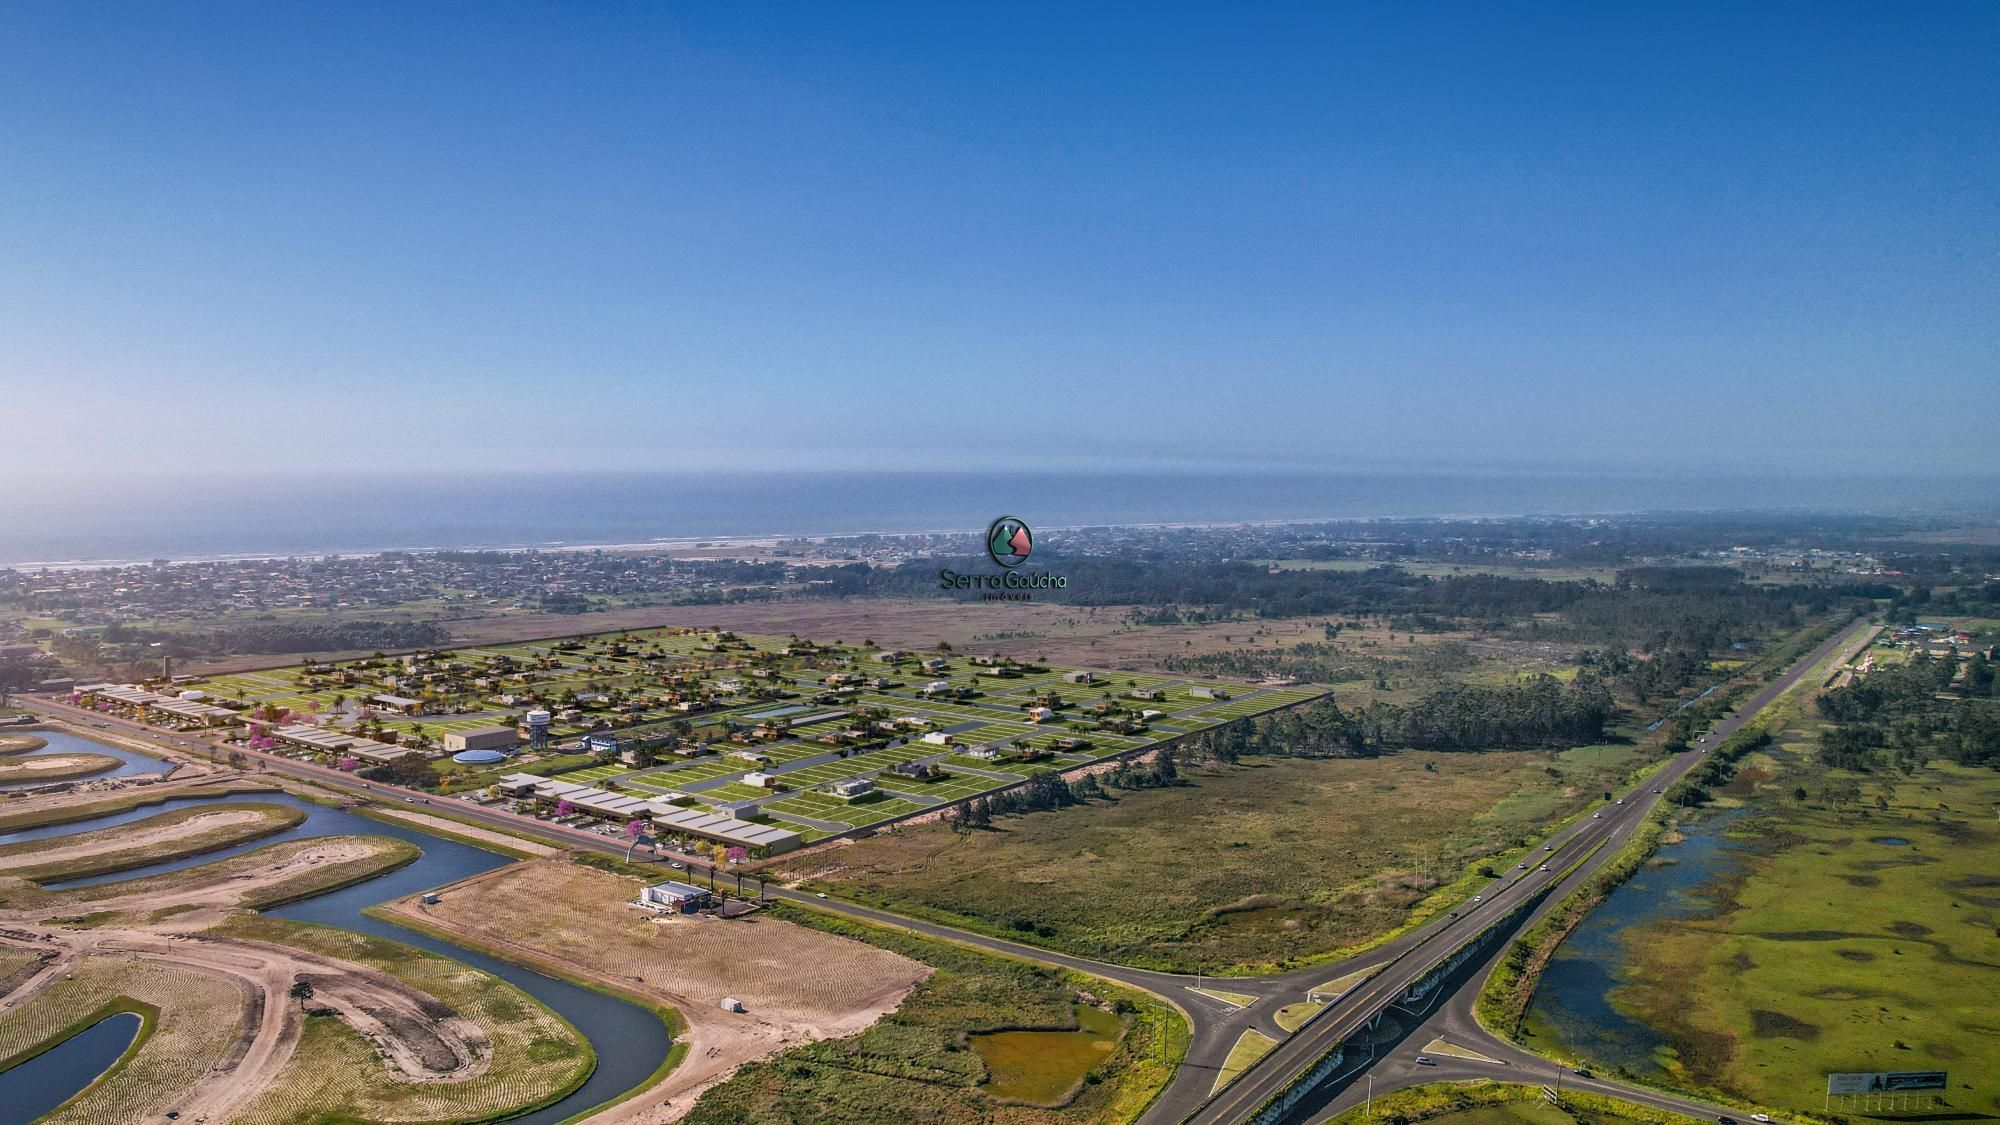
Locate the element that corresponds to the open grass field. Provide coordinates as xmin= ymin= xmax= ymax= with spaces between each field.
xmin=1323 ymin=1081 xmax=1679 ymax=1125
xmin=0 ymin=801 xmax=305 ymax=884
xmin=682 ymin=901 xmax=1184 ymax=1125
xmin=777 ymin=742 xmax=1658 ymax=974
xmin=1578 ymin=749 xmax=2000 ymax=1121
xmin=212 ymin=914 xmax=595 ymax=1125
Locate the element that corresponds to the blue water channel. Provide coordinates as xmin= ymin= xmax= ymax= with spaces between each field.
xmin=0 ymin=785 xmax=671 ymax=1122
xmin=0 ymin=729 xmax=174 ymax=790
xmin=0 ymin=1011 xmax=142 ymax=1121
xmin=1524 ymin=807 xmax=1752 ymax=1078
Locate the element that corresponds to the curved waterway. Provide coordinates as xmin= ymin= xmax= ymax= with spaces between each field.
xmin=0 ymin=729 xmax=173 ymax=790
xmin=1524 ymin=807 xmax=1750 ymax=1078
xmin=0 ymin=790 xmax=672 ymax=1122
xmin=0 ymin=1010 xmax=141 ymax=1120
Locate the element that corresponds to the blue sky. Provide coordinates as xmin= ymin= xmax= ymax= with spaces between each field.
xmin=1 ymin=2 xmax=1994 ymax=478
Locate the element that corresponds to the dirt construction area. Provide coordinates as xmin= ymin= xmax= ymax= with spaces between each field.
xmin=0 ymin=829 xmax=536 ymax=1123
xmin=0 ymin=752 xmax=121 ymax=783
xmin=0 ymin=806 xmax=288 ymax=876
xmin=387 ymin=858 xmax=931 ymax=1122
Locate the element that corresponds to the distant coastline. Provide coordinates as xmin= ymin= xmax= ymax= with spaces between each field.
xmin=2 ymin=468 xmax=1993 ymax=571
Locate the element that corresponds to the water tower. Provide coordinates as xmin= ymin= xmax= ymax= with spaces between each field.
xmin=525 ymin=709 xmax=551 ymax=753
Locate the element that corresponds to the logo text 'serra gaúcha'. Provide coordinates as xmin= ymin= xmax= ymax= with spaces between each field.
xmin=940 ymin=516 xmax=1067 ymax=594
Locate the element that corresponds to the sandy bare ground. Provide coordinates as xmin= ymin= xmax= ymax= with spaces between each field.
xmin=0 ymin=831 xmax=496 ymax=1123
xmin=0 ymin=832 xmax=396 ymax=920
xmin=0 ymin=754 xmax=116 ymax=776
xmin=0 ymin=807 xmax=272 ymax=873
xmin=385 ymin=859 xmax=929 ymax=1123
xmin=0 ymin=772 xmax=270 ymax=827
xmin=0 ymin=923 xmax=493 ymax=1122
xmin=366 ymin=807 xmax=562 ymax=856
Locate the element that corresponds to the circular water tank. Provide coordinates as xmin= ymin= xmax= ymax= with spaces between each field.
xmin=452 ymin=748 xmax=507 ymax=765
xmin=178 ymin=690 xmax=208 ymax=701
xmin=526 ymin=710 xmax=551 ymax=726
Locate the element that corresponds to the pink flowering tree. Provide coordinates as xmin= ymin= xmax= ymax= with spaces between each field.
xmin=337 ymin=757 xmax=360 ymax=771
xmin=625 ymin=819 xmax=645 ymax=839
xmin=67 ymin=691 xmax=81 ymax=705
xmin=726 ymin=846 xmax=749 ymax=865
xmin=556 ymin=799 xmax=575 ymax=818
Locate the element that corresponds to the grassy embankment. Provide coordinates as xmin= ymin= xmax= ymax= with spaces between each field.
xmin=0 ymin=752 xmax=123 ymax=784
xmin=349 ymin=803 xmax=552 ymax=861
xmin=1476 ymin=619 xmax=1875 ymax=1040
xmin=683 ymin=901 xmax=1188 ymax=1125
xmin=0 ymin=781 xmax=282 ymax=833
xmin=209 ymin=914 xmax=597 ymax=1125
xmin=779 ymin=741 xmax=1659 ymax=974
xmin=1320 ymin=1080 xmax=1678 ymax=1125
xmin=0 ymin=957 xmax=238 ymax=1124
xmin=370 ymin=903 xmax=690 ymax=1125
xmin=0 ymin=835 xmax=420 ymax=918
xmin=0 ymin=802 xmax=306 ymax=883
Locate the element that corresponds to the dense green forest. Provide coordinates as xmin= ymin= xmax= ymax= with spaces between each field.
xmin=1815 ymin=651 xmax=2000 ymax=770
xmin=56 ymin=620 xmax=452 ymax=661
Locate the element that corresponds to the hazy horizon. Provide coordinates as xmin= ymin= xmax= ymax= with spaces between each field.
xmin=3 ymin=3 xmax=1996 ymax=480
xmin=2 ymin=466 xmax=1995 ymax=569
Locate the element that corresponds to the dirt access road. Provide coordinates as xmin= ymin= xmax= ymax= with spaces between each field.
xmin=385 ymin=859 xmax=929 ymax=1123
xmin=0 ymin=830 xmax=491 ymax=1124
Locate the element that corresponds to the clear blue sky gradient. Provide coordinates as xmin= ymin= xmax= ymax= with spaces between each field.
xmin=2 ymin=2 xmax=1994 ymax=477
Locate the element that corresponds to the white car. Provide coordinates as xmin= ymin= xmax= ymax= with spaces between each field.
xmin=1752 ymin=1116 xmax=1772 ymax=1123
xmin=1592 ymin=812 xmax=1602 ymax=819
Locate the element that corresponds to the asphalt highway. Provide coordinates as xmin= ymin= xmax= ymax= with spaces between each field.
xmin=17 ymin=616 xmax=1876 ymax=1125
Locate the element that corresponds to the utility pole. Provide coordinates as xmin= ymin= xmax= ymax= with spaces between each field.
xmin=1366 ymin=1073 xmax=1373 ymax=1118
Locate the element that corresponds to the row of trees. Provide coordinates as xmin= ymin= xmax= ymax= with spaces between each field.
xmin=946 ymin=749 xmax=1189 ymax=833
xmin=1665 ymin=729 xmax=1775 ymax=806
xmin=1356 ymin=676 xmax=1615 ymax=753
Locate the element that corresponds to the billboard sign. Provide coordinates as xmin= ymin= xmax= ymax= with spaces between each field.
xmin=1827 ymin=1072 xmax=1948 ymax=1095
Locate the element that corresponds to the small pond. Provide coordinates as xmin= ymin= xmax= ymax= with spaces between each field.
xmin=971 ymin=1003 xmax=1123 ymax=1105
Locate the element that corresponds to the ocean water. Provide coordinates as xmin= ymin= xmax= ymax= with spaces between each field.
xmin=0 ymin=469 xmax=1991 ymax=568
